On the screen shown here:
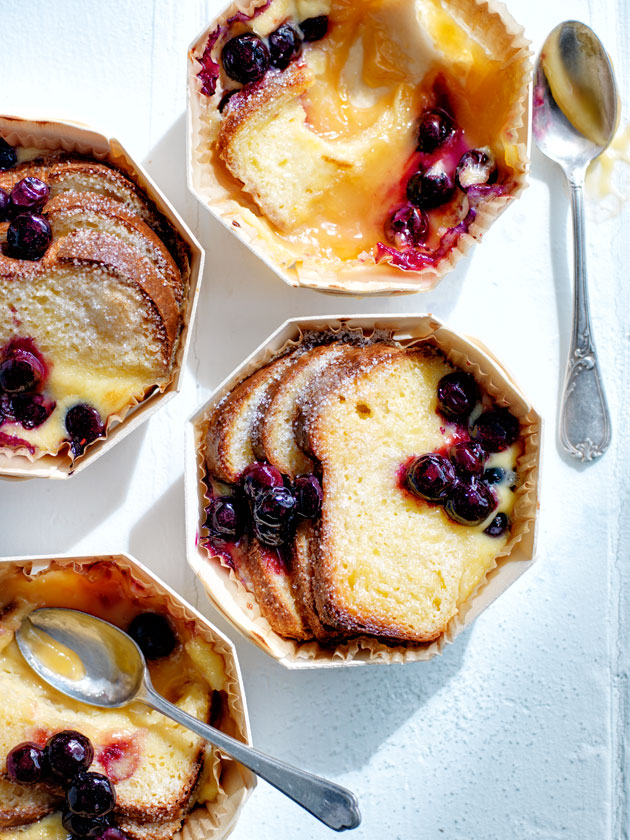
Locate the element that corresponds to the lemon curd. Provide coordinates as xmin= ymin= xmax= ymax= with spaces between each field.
xmin=200 ymin=0 xmax=528 ymax=271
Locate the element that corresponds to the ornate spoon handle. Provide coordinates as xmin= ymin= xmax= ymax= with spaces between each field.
xmin=559 ymin=175 xmax=611 ymax=461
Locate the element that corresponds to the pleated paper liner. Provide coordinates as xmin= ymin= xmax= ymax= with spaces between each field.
xmin=186 ymin=314 xmax=541 ymax=668
xmin=187 ymin=0 xmax=531 ymax=295
xmin=0 ymin=553 xmax=255 ymax=840
xmin=0 ymin=115 xmax=204 ymax=480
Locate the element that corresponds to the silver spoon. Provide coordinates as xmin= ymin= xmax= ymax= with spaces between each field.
xmin=16 ymin=608 xmax=361 ymax=832
xmin=533 ymin=20 xmax=618 ymax=461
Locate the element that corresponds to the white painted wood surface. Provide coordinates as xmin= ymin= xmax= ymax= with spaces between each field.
xmin=1 ymin=0 xmax=629 ymax=837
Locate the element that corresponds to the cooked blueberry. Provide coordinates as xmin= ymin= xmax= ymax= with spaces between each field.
xmin=0 ymin=188 xmax=10 ymax=221
xmin=269 ymin=23 xmax=302 ymax=69
xmin=293 ymin=474 xmax=323 ymax=519
xmin=67 ymin=771 xmax=116 ymax=818
xmin=484 ymin=511 xmax=509 ymax=537
xmin=252 ymin=486 xmax=296 ymax=547
xmin=416 ymin=108 xmax=455 ymax=153
xmin=436 ymin=372 xmax=479 ymax=420
xmin=483 ymin=467 xmax=505 ymax=485
xmin=241 ymin=462 xmax=284 ymax=499
xmin=471 ymin=409 xmax=519 ymax=453
xmin=11 ymin=394 xmax=55 ymax=429
xmin=6 ymin=742 xmax=47 ymax=785
xmin=455 ymin=148 xmax=497 ymax=191
xmin=0 ymin=138 xmax=17 ymax=171
xmin=406 ymin=164 xmax=455 ymax=210
xmin=93 ymin=829 xmax=128 ymax=840
xmin=444 ymin=477 xmax=498 ymax=525
xmin=406 ymin=454 xmax=456 ymax=503
xmin=299 ymin=15 xmax=329 ymax=41
xmin=448 ymin=441 xmax=485 ymax=476
xmin=46 ymin=731 xmax=94 ymax=781
xmin=65 ymin=404 xmax=104 ymax=456
xmin=10 ymin=177 xmax=50 ymax=214
xmin=222 ymin=33 xmax=269 ymax=84
xmin=128 ymin=613 xmax=177 ymax=660
xmin=62 ymin=810 xmax=112 ymax=838
xmin=0 ymin=349 xmax=45 ymax=393
xmin=205 ymin=496 xmax=244 ymax=540
xmin=384 ymin=204 xmax=429 ymax=250
xmin=0 ymin=393 xmax=14 ymax=424
xmin=6 ymin=213 xmax=52 ymax=260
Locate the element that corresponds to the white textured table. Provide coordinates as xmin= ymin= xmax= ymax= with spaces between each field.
xmin=2 ymin=0 xmax=629 ymax=837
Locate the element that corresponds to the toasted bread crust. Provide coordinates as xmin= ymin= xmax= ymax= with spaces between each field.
xmin=205 ymin=352 xmax=299 ymax=484
xmin=0 ymin=778 xmax=59 ymax=827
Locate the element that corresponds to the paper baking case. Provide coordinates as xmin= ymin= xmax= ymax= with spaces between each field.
xmin=186 ymin=314 xmax=541 ymax=668
xmin=0 ymin=552 xmax=255 ymax=839
xmin=0 ymin=115 xmax=204 ymax=480
xmin=187 ymin=0 xmax=531 ymax=295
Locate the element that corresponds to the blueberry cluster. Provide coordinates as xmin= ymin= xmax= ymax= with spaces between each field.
xmin=404 ymin=372 xmax=519 ymax=536
xmin=384 ymin=108 xmax=498 ymax=251
xmin=205 ymin=462 xmax=323 ymax=549
xmin=220 ymin=15 xmax=328 ymax=87
xmin=0 ymin=340 xmax=56 ymax=430
xmin=0 ymin=140 xmax=52 ymax=261
xmin=6 ymin=731 xmax=125 ymax=840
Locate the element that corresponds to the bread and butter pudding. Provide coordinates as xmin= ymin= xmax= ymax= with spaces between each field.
xmin=198 ymin=328 xmax=533 ymax=649
xmin=189 ymin=0 xmax=531 ymax=293
xmin=0 ymin=560 xmax=242 ymax=840
xmin=0 ymin=138 xmax=190 ymax=464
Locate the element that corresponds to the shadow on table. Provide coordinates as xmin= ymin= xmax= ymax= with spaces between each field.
xmin=0 ymin=423 xmax=147 ymax=556
xmin=127 ymin=475 xmax=199 ymax=600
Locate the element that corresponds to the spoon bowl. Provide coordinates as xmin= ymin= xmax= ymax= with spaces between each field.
xmin=17 ymin=608 xmax=361 ymax=832
xmin=533 ymin=20 xmax=617 ymax=461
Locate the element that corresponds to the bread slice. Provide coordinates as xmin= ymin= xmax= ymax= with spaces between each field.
xmin=0 ymin=638 xmax=210 ymax=823
xmin=0 ymin=779 xmax=59 ymax=828
xmin=0 ymin=154 xmax=190 ymax=301
xmin=299 ymin=346 xmax=497 ymax=643
xmin=205 ymin=351 xmax=300 ymax=484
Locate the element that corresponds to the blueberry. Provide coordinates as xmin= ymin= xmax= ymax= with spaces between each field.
xmin=470 ymin=409 xmax=519 ymax=453
xmin=483 ymin=467 xmax=505 ymax=485
xmin=205 ymin=496 xmax=245 ymax=540
xmin=445 ymin=477 xmax=498 ymax=526
xmin=241 ymin=462 xmax=284 ymax=499
xmin=6 ymin=213 xmax=52 ymax=260
xmin=128 ymin=613 xmax=177 ymax=660
xmin=6 ymin=742 xmax=47 ymax=785
xmin=11 ymin=394 xmax=56 ymax=429
xmin=46 ymin=731 xmax=94 ymax=782
xmin=455 ymin=148 xmax=497 ymax=191
xmin=436 ymin=372 xmax=479 ymax=420
xmin=66 ymin=771 xmax=116 ymax=818
xmin=406 ymin=454 xmax=456 ymax=503
xmin=222 ymin=33 xmax=269 ymax=84
xmin=268 ymin=24 xmax=302 ymax=70
xmin=62 ymin=810 xmax=112 ymax=838
xmin=252 ymin=486 xmax=296 ymax=547
xmin=484 ymin=511 xmax=509 ymax=537
xmin=416 ymin=108 xmax=455 ymax=153
xmin=448 ymin=441 xmax=485 ymax=476
xmin=93 ymin=829 xmax=128 ymax=840
xmin=299 ymin=15 xmax=329 ymax=41
xmin=0 ymin=188 xmax=10 ymax=221
xmin=406 ymin=163 xmax=455 ymax=210
xmin=0 ymin=138 xmax=17 ymax=171
xmin=0 ymin=349 xmax=45 ymax=393
xmin=384 ymin=204 xmax=429 ymax=250
xmin=10 ymin=177 xmax=50 ymax=214
xmin=293 ymin=474 xmax=323 ymax=519
xmin=65 ymin=404 xmax=104 ymax=456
